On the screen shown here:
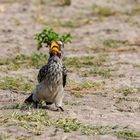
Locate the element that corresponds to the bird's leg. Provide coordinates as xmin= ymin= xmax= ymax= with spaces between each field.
xmin=55 ymin=103 xmax=64 ymax=112
xmin=53 ymin=106 xmax=64 ymax=112
xmin=54 ymin=88 xmax=64 ymax=112
xmin=58 ymin=106 xmax=64 ymax=112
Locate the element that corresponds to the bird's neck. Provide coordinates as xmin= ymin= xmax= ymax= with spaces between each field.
xmin=49 ymin=52 xmax=62 ymax=61
xmin=49 ymin=52 xmax=55 ymax=58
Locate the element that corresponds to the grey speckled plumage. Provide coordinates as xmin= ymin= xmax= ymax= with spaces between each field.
xmin=25 ymin=55 xmax=67 ymax=111
xmin=24 ymin=40 xmax=67 ymax=111
xmin=37 ymin=58 xmax=67 ymax=87
xmin=33 ymin=56 xmax=63 ymax=104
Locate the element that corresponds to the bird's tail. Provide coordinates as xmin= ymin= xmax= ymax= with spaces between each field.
xmin=24 ymin=94 xmax=34 ymax=103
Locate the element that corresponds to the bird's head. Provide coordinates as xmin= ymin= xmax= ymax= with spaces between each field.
xmin=49 ymin=40 xmax=64 ymax=59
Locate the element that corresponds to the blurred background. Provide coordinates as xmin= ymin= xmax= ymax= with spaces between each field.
xmin=0 ymin=0 xmax=140 ymax=57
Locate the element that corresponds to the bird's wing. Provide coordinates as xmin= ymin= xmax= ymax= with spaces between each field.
xmin=37 ymin=65 xmax=48 ymax=83
xmin=62 ymin=65 xmax=67 ymax=87
xmin=38 ymin=63 xmax=67 ymax=87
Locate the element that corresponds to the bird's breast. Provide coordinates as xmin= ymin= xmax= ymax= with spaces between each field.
xmin=47 ymin=59 xmax=63 ymax=87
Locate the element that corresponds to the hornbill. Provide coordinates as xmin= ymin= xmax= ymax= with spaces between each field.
xmin=24 ymin=40 xmax=67 ymax=111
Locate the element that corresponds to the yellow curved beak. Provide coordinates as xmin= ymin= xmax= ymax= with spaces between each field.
xmin=51 ymin=47 xmax=59 ymax=52
xmin=51 ymin=41 xmax=59 ymax=53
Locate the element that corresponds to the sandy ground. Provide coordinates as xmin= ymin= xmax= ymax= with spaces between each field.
xmin=0 ymin=0 xmax=140 ymax=140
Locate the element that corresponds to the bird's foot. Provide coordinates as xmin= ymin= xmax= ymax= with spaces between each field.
xmin=56 ymin=106 xmax=64 ymax=112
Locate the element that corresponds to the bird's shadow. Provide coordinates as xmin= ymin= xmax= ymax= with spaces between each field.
xmin=41 ymin=105 xmax=60 ymax=112
xmin=21 ymin=103 xmax=61 ymax=112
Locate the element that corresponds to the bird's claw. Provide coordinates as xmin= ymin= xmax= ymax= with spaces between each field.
xmin=56 ymin=106 xmax=64 ymax=112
